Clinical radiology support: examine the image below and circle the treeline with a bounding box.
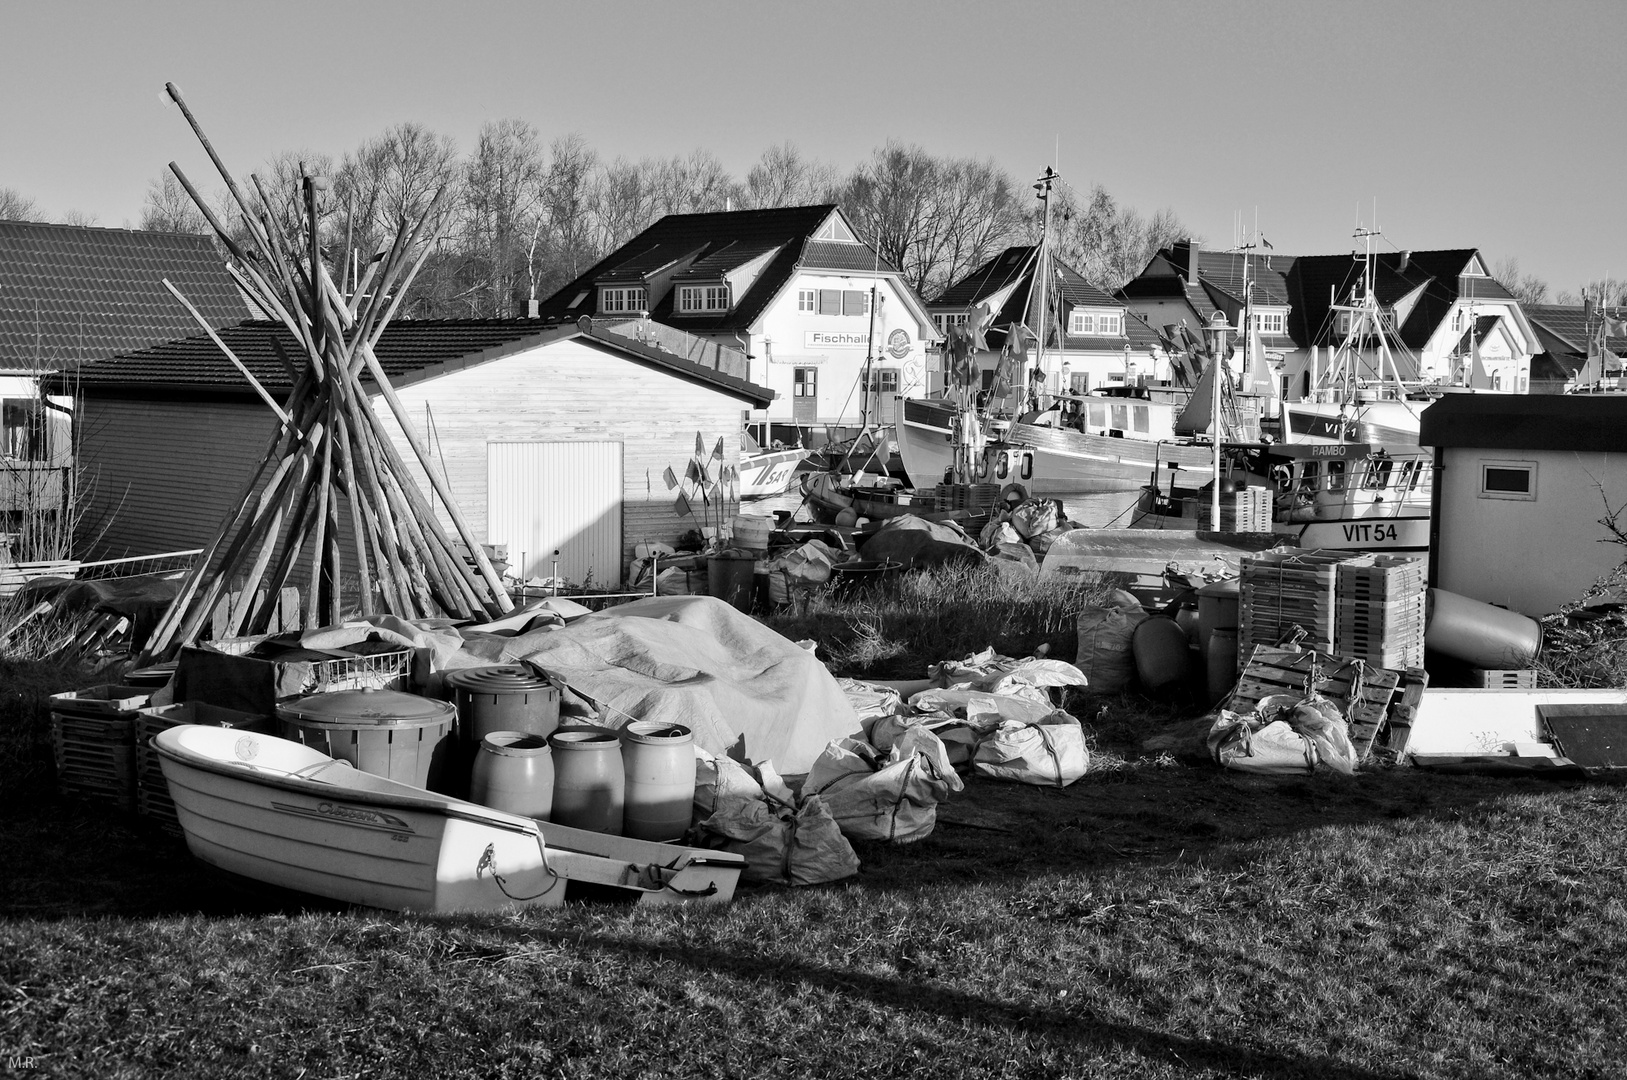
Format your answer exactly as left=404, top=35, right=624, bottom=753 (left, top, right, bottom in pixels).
left=118, top=123, right=1194, bottom=318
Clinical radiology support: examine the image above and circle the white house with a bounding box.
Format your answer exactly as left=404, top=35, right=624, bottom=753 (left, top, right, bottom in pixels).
left=1420, top=394, right=1627, bottom=617
left=55, top=318, right=773, bottom=587
left=535, top=205, right=938, bottom=445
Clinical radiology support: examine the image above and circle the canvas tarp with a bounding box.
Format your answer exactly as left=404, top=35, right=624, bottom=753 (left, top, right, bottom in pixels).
left=500, top=596, right=862, bottom=774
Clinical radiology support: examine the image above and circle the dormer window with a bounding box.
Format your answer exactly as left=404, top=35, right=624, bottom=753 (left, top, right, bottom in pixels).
left=600, top=286, right=647, bottom=313
left=678, top=284, right=730, bottom=313
left=1069, top=308, right=1123, bottom=336
left=1252, top=309, right=1286, bottom=335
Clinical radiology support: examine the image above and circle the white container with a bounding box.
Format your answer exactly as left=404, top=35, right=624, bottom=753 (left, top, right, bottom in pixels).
left=731, top=515, right=774, bottom=552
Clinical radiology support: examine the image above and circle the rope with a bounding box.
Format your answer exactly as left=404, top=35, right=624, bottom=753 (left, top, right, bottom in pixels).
left=476, top=835, right=562, bottom=903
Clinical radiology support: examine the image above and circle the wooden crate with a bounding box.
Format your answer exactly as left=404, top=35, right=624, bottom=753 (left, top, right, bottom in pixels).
left=1226, top=645, right=1403, bottom=761
left=51, top=711, right=138, bottom=811
left=1375, top=668, right=1429, bottom=760
left=934, top=483, right=1003, bottom=512
left=1469, top=668, right=1537, bottom=689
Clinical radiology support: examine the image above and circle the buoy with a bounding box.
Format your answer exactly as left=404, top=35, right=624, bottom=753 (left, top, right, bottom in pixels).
left=1133, top=615, right=1190, bottom=693
left=1000, top=482, right=1030, bottom=506
left=1425, top=588, right=1541, bottom=669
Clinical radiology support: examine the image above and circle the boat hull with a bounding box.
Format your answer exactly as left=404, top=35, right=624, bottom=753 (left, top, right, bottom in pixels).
left=898, top=398, right=1214, bottom=494
left=738, top=447, right=808, bottom=499
left=155, top=725, right=743, bottom=912
left=1131, top=488, right=1430, bottom=554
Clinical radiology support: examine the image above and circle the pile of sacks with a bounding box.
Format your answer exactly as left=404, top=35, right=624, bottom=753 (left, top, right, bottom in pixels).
left=1205, top=690, right=1358, bottom=776
left=685, top=649, right=1092, bottom=886
left=979, top=498, right=1086, bottom=578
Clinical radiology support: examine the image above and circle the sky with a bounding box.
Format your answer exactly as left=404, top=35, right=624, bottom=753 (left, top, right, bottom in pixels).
left=4, top=0, right=1624, bottom=294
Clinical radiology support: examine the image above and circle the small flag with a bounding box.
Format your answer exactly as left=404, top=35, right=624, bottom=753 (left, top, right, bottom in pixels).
left=1261, top=235, right=1274, bottom=250
left=663, top=465, right=679, bottom=490
left=694, top=432, right=705, bottom=456
left=711, top=436, right=724, bottom=461
left=685, top=459, right=702, bottom=484
left=675, top=491, right=692, bottom=517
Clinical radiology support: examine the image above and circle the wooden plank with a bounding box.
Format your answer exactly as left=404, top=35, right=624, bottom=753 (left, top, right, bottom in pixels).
left=1226, top=645, right=1403, bottom=761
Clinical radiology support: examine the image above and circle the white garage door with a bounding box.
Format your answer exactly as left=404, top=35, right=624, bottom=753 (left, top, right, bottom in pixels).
left=487, top=441, right=623, bottom=586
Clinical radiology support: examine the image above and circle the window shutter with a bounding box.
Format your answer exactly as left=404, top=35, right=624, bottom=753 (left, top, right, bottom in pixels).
left=843, top=290, right=866, bottom=316
left=820, top=289, right=841, bottom=315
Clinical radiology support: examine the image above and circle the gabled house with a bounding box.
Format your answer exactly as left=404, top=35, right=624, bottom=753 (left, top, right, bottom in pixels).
left=1282, top=248, right=1540, bottom=395
left=928, top=245, right=1162, bottom=400
left=535, top=206, right=938, bottom=443
left=51, top=318, right=771, bottom=585
left=1119, top=240, right=1542, bottom=399
left=0, top=221, right=251, bottom=519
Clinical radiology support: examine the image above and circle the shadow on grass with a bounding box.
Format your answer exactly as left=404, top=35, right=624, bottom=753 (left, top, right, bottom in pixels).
left=0, top=760, right=1597, bottom=921
left=475, top=922, right=1413, bottom=1080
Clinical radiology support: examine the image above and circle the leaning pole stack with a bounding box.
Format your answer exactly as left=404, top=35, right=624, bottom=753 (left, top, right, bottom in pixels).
left=140, top=84, right=512, bottom=661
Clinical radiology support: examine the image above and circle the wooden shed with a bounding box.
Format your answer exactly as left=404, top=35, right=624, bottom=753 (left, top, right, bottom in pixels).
left=61, top=317, right=772, bottom=587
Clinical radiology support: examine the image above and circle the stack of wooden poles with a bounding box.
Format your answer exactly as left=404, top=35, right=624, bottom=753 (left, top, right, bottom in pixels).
left=141, top=84, right=512, bottom=661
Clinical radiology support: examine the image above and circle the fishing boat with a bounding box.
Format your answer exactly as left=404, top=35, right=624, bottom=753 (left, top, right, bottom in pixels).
left=154, top=724, right=744, bottom=912
left=737, top=429, right=809, bottom=499
left=796, top=471, right=985, bottom=527
left=1131, top=440, right=1432, bottom=554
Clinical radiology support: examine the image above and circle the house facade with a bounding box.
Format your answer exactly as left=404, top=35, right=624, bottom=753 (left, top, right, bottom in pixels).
left=0, top=221, right=250, bottom=523
left=56, top=319, right=771, bottom=586
left=535, top=206, right=938, bottom=444
left=1523, top=304, right=1627, bottom=394
left=1420, top=394, right=1627, bottom=617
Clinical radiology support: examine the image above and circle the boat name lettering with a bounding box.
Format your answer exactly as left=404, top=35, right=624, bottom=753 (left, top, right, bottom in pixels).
left=1342, top=522, right=1399, bottom=545
left=1310, top=445, right=1352, bottom=458
left=318, top=802, right=411, bottom=830
left=805, top=331, right=870, bottom=349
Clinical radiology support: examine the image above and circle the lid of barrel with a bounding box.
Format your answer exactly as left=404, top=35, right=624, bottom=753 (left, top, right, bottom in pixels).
left=1196, top=578, right=1241, bottom=598
left=276, top=688, right=456, bottom=727
left=443, top=665, right=554, bottom=695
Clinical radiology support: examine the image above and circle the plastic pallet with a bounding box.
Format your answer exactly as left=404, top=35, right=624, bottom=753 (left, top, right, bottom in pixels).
left=1469, top=668, right=1537, bottom=689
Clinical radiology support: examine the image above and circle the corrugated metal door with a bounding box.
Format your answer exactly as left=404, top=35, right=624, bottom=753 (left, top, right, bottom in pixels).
left=487, top=441, right=623, bottom=586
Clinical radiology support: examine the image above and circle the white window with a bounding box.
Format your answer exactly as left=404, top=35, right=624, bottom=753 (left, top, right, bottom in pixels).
left=1253, top=310, right=1285, bottom=335
left=933, top=313, right=968, bottom=333
left=798, top=289, right=816, bottom=313
left=1451, top=308, right=1465, bottom=333
left=1068, top=309, right=1123, bottom=335
left=678, top=284, right=730, bottom=313
left=600, top=286, right=647, bottom=313
left=1479, top=459, right=1537, bottom=501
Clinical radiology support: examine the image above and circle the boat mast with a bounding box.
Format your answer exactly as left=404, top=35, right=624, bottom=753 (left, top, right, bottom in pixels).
left=1032, top=167, right=1059, bottom=408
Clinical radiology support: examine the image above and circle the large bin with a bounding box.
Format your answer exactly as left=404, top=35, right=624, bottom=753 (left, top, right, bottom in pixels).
left=709, top=553, right=757, bottom=613
left=276, top=688, right=456, bottom=789
left=444, top=665, right=560, bottom=743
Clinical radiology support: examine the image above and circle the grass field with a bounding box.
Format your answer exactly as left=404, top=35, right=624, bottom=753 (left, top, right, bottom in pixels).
left=4, top=567, right=1626, bottom=1079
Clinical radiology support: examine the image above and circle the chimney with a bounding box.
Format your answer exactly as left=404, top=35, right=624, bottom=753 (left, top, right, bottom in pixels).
left=1187, top=239, right=1201, bottom=284
left=1397, top=250, right=1411, bottom=274
left=525, top=298, right=540, bottom=319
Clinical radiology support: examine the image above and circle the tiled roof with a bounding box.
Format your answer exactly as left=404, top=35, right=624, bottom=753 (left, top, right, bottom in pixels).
left=1450, top=314, right=1503, bottom=355
left=0, top=220, right=251, bottom=373
left=930, top=247, right=1039, bottom=307
left=57, top=318, right=773, bottom=406
left=802, top=239, right=900, bottom=274
left=537, top=205, right=902, bottom=334
left=1525, top=303, right=1627, bottom=355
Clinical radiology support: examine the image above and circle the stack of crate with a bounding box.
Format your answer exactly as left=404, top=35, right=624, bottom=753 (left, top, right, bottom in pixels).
left=1333, top=555, right=1427, bottom=670
left=934, top=482, right=1003, bottom=513
left=50, top=685, right=152, bottom=813
left=135, top=702, right=273, bottom=833
left=1187, top=487, right=1273, bottom=533
left=1239, top=550, right=1370, bottom=664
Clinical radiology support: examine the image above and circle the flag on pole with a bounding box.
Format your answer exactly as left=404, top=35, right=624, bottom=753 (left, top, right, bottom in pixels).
left=1249, top=325, right=1274, bottom=393
left=663, top=465, right=679, bottom=490
left=711, top=436, right=725, bottom=461
left=675, top=491, right=692, bottom=517
left=694, top=432, right=705, bottom=457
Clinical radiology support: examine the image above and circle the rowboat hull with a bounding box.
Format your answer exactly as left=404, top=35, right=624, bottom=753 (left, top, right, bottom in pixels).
left=737, top=446, right=808, bottom=499
left=155, top=725, right=743, bottom=912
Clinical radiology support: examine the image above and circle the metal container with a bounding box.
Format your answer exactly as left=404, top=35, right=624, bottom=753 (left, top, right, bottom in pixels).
left=275, top=688, right=455, bottom=789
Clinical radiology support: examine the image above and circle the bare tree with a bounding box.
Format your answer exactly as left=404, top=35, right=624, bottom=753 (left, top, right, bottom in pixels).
left=462, top=118, right=546, bottom=316
left=1491, top=255, right=1550, bottom=306
left=649, top=150, right=733, bottom=217
left=741, top=143, right=841, bottom=209
left=839, top=141, right=943, bottom=293
left=0, top=187, right=46, bottom=222
left=1039, top=181, right=1191, bottom=291
left=59, top=209, right=99, bottom=227
left=538, top=133, right=600, bottom=287
left=1558, top=278, right=1627, bottom=308
left=140, top=172, right=212, bottom=234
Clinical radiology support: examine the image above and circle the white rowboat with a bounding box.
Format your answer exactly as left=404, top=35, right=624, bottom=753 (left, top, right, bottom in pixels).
left=154, top=725, right=744, bottom=912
